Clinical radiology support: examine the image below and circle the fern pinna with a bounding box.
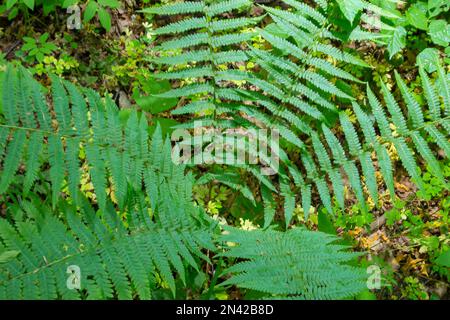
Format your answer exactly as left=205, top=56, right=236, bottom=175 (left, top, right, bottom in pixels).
left=0, top=65, right=367, bottom=299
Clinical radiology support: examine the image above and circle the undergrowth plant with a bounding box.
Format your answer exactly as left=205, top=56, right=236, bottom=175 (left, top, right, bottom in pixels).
left=0, top=64, right=367, bottom=299
left=147, top=0, right=450, bottom=228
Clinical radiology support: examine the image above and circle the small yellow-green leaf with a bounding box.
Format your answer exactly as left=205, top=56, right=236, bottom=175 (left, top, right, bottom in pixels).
left=0, top=250, right=20, bottom=263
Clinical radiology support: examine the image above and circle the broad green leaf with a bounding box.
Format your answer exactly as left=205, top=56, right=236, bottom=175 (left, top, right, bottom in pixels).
left=83, top=1, right=98, bottom=22
left=435, top=250, right=450, bottom=267
left=6, top=0, right=18, bottom=10
left=387, top=26, right=406, bottom=59
left=429, top=20, right=450, bottom=47
left=428, top=0, right=450, bottom=17
left=133, top=79, right=178, bottom=114
left=148, top=117, right=179, bottom=137
left=406, top=3, right=428, bottom=30
left=62, top=0, right=78, bottom=8
left=98, top=0, right=120, bottom=8
left=98, top=7, right=111, bottom=31
left=8, top=7, right=19, bottom=20
left=417, top=48, right=440, bottom=73
left=318, top=210, right=336, bottom=235
left=23, top=0, right=34, bottom=10
left=264, top=23, right=289, bottom=39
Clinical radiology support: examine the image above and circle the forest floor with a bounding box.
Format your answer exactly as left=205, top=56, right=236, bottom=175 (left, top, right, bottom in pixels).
left=0, top=0, right=449, bottom=300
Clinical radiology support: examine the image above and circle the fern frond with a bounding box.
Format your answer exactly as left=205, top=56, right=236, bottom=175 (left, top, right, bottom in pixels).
left=140, top=1, right=450, bottom=227
left=154, top=66, right=214, bottom=80
left=0, top=68, right=217, bottom=298
left=276, top=61, right=449, bottom=214
left=0, top=194, right=213, bottom=299
left=210, top=32, right=255, bottom=48
left=158, top=33, right=210, bottom=50
left=209, top=17, right=259, bottom=32
left=156, top=83, right=215, bottom=98
left=153, top=17, right=208, bottom=35
left=394, top=71, right=424, bottom=128
left=219, top=228, right=367, bottom=299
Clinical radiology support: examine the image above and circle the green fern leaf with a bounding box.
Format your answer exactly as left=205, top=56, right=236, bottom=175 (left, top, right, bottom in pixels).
left=379, top=79, right=408, bottom=134
left=393, top=138, right=425, bottom=190
left=141, top=1, right=205, bottom=15
left=23, top=131, right=44, bottom=195
left=419, top=66, right=440, bottom=121
left=394, top=71, right=424, bottom=128
left=156, top=83, right=215, bottom=98
left=48, top=135, right=65, bottom=207
left=411, top=132, right=447, bottom=185
left=0, top=130, right=26, bottom=194
left=153, top=17, right=207, bottom=35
